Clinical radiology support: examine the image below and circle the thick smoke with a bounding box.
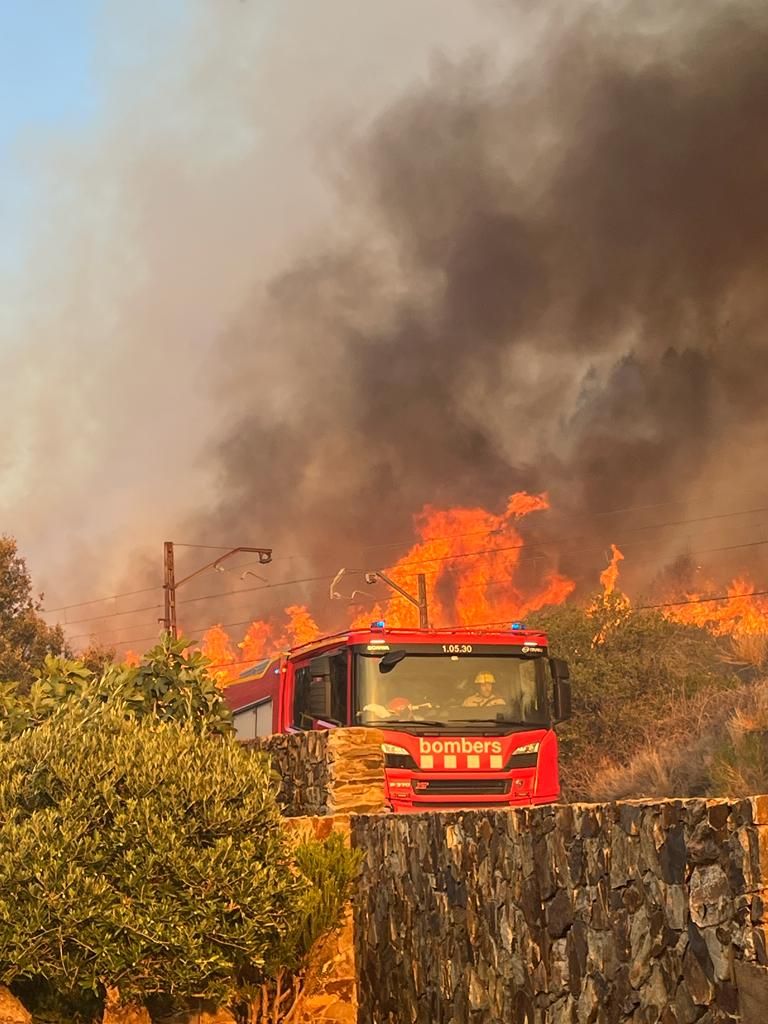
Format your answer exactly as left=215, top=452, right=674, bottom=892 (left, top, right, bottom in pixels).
left=9, top=1, right=768, bottom=643
left=207, top=0, right=768, bottom=611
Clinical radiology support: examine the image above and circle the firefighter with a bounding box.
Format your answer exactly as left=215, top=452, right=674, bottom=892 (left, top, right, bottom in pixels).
left=462, top=671, right=506, bottom=707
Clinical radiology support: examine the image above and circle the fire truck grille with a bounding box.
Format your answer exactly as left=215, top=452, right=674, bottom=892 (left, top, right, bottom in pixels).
left=413, top=778, right=511, bottom=796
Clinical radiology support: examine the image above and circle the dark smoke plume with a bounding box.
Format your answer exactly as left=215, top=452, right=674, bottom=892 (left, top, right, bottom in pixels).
left=202, top=0, right=768, bottom=618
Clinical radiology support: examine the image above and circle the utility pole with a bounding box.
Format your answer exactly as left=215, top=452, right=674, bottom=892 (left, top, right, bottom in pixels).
left=163, top=541, right=177, bottom=639
left=417, top=574, right=428, bottom=630
left=364, top=570, right=430, bottom=629
left=160, top=542, right=273, bottom=639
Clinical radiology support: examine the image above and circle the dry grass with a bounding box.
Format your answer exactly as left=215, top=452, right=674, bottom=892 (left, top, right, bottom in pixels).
left=561, top=686, right=740, bottom=801
left=587, top=745, right=713, bottom=803
left=709, top=683, right=768, bottom=796
left=724, top=632, right=768, bottom=672
left=582, top=679, right=768, bottom=802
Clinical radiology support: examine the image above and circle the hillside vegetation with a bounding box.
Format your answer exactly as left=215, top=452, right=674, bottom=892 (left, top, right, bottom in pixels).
left=530, top=595, right=768, bottom=802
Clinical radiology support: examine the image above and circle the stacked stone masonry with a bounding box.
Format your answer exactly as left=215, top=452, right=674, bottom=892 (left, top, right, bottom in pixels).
left=247, top=730, right=331, bottom=816
left=352, top=797, right=768, bottom=1024
left=249, top=728, right=386, bottom=817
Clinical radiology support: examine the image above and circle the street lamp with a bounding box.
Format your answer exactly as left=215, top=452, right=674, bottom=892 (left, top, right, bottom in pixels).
left=160, top=542, right=273, bottom=639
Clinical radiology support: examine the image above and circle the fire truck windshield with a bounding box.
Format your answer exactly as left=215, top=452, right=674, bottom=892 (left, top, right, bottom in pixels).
left=355, top=647, right=549, bottom=728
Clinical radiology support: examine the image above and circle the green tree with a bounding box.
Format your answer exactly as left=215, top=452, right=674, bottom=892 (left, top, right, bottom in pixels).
left=78, top=638, right=118, bottom=674
left=117, top=633, right=233, bottom=733
left=0, top=536, right=67, bottom=687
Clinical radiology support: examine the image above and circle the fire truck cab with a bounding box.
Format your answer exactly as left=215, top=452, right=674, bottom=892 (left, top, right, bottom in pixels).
left=224, top=622, right=572, bottom=812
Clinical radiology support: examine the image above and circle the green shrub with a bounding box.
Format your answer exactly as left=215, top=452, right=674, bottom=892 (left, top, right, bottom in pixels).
left=0, top=696, right=356, bottom=1020
left=529, top=595, right=737, bottom=798
left=284, top=831, right=359, bottom=973
left=0, top=634, right=234, bottom=740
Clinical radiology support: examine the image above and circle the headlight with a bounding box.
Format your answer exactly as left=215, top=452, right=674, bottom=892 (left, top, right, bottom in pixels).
left=382, top=743, right=410, bottom=757
left=514, top=742, right=540, bottom=755
left=381, top=742, right=418, bottom=770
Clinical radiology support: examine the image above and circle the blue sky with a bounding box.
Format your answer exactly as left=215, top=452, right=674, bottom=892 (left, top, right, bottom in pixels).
left=0, top=2, right=103, bottom=153
left=0, top=1, right=103, bottom=282
left=0, top=1, right=192, bottom=285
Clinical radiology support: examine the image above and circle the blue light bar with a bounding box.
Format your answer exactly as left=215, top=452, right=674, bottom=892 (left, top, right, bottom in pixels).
left=371, top=620, right=386, bottom=629
left=510, top=622, right=525, bottom=630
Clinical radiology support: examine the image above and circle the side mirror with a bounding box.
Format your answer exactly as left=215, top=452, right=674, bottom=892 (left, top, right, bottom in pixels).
left=550, top=657, right=570, bottom=681
left=550, top=658, right=572, bottom=723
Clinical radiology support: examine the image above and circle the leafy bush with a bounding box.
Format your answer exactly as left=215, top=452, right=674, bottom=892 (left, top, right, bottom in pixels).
left=288, top=831, right=358, bottom=971
left=0, top=634, right=234, bottom=740
left=529, top=594, right=738, bottom=799
left=0, top=697, right=357, bottom=1020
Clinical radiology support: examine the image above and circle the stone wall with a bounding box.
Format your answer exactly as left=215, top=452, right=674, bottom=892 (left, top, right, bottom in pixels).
left=249, top=728, right=387, bottom=817
left=351, top=797, right=768, bottom=1023
left=248, top=731, right=331, bottom=816
left=326, top=728, right=388, bottom=815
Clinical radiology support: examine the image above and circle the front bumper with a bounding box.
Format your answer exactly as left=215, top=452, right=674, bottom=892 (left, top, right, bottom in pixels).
left=385, top=768, right=559, bottom=812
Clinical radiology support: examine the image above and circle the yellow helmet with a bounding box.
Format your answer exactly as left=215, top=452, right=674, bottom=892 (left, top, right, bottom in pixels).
left=474, top=672, right=496, bottom=686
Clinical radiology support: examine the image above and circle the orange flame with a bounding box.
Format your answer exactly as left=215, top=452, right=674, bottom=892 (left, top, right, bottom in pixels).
left=122, top=650, right=141, bottom=667
left=592, top=545, right=768, bottom=643
left=202, top=605, right=322, bottom=684
left=196, top=491, right=575, bottom=682
left=665, top=577, right=768, bottom=637
left=239, top=619, right=275, bottom=665
left=600, top=544, right=625, bottom=597
left=181, top=494, right=768, bottom=685
left=352, top=491, right=573, bottom=629
left=283, top=604, right=321, bottom=647
left=201, top=624, right=236, bottom=683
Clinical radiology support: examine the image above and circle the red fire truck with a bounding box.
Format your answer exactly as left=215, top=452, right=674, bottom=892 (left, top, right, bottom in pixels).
left=224, top=620, right=572, bottom=812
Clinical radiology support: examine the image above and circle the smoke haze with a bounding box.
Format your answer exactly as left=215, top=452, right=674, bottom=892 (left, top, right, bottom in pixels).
left=209, top=0, right=768, bottom=610
left=4, top=0, right=768, bottom=643
left=1, top=0, right=506, bottom=602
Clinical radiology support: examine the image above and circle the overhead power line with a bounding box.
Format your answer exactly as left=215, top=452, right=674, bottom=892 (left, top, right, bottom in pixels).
left=40, top=499, right=768, bottom=617
left=59, top=602, right=163, bottom=628
left=60, top=532, right=768, bottom=641
left=65, top=620, right=170, bottom=644
left=638, top=590, right=768, bottom=611
left=51, top=513, right=768, bottom=629
left=101, top=583, right=768, bottom=658
left=43, top=586, right=162, bottom=614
